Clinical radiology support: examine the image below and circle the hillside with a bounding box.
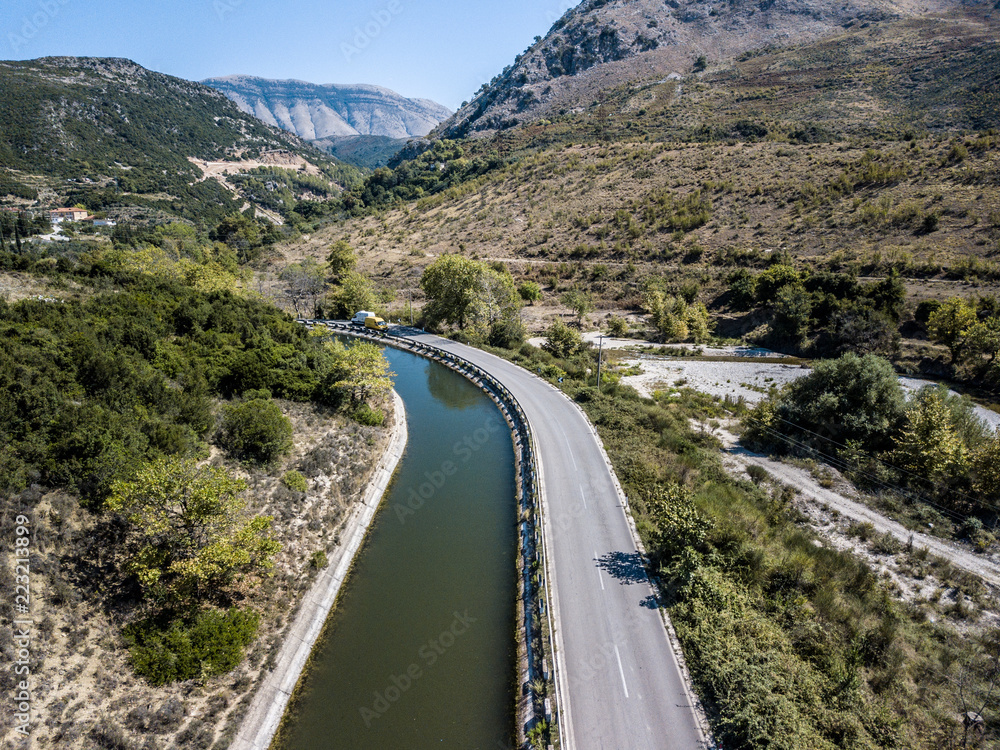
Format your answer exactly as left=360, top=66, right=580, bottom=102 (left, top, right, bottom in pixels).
left=441, top=0, right=996, bottom=137
left=203, top=76, right=451, bottom=167
left=0, top=58, right=360, bottom=225
left=309, top=135, right=410, bottom=169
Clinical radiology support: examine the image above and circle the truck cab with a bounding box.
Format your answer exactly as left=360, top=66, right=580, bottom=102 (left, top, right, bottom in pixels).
left=364, top=316, right=388, bottom=332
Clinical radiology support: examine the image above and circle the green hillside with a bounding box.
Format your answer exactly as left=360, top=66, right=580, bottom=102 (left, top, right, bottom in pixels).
left=0, top=57, right=361, bottom=226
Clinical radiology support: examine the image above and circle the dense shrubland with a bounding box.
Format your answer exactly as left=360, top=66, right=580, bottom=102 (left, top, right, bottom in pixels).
left=0, top=267, right=393, bottom=684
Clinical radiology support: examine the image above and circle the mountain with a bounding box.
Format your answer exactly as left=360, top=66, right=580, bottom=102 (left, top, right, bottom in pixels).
left=441, top=0, right=994, bottom=137
left=202, top=76, right=452, bottom=143
left=309, top=135, right=411, bottom=170
left=0, top=57, right=360, bottom=224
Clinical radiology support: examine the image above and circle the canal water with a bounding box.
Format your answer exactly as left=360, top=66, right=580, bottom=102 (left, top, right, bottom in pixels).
left=276, top=346, right=517, bottom=749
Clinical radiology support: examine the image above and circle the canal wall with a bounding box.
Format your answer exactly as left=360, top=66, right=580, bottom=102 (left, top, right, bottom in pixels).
left=230, top=390, right=408, bottom=750
left=304, top=321, right=561, bottom=749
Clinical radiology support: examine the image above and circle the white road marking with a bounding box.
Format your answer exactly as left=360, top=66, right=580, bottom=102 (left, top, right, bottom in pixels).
left=596, top=551, right=605, bottom=591
left=615, top=645, right=629, bottom=698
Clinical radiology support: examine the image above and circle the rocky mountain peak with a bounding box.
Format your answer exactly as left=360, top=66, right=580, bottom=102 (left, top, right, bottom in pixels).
left=441, top=0, right=989, bottom=136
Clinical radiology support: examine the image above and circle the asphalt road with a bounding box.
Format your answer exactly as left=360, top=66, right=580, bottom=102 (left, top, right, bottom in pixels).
left=403, top=331, right=706, bottom=750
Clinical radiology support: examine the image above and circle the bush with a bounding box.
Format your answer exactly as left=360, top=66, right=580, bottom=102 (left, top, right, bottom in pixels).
left=518, top=281, right=543, bottom=304
left=606, top=316, right=629, bottom=337
left=281, top=470, right=309, bottom=493
left=309, top=550, right=329, bottom=569
left=727, top=269, right=758, bottom=310
left=353, top=403, right=385, bottom=426
left=775, top=353, right=906, bottom=453
left=217, top=398, right=293, bottom=464
left=125, top=607, right=259, bottom=685
left=543, top=319, right=584, bottom=358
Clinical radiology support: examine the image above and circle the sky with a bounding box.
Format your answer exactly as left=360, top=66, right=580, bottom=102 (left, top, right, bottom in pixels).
left=3, top=0, right=578, bottom=110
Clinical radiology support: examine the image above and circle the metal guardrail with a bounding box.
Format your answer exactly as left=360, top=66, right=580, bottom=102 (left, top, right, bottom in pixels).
left=300, top=320, right=560, bottom=749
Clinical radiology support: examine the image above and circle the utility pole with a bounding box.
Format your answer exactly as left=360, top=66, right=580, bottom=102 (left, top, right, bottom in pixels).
left=408, top=288, right=414, bottom=327
left=597, top=334, right=605, bottom=392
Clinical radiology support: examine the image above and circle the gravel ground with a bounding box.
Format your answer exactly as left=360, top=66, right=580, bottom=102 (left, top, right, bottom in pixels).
left=622, top=357, right=1000, bottom=432
left=712, top=424, right=1000, bottom=590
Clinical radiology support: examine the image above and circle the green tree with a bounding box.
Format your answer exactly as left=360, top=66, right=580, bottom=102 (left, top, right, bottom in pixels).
left=561, top=289, right=593, bottom=326
left=543, top=319, right=584, bottom=358
left=421, top=254, right=521, bottom=332
left=972, top=435, right=1000, bottom=504
left=755, top=265, right=801, bottom=303
left=518, top=281, right=543, bottom=304
left=727, top=269, right=758, bottom=311
left=776, top=353, right=905, bottom=453
left=928, top=298, right=978, bottom=363
left=645, top=291, right=712, bottom=343
left=217, top=398, right=294, bottom=464
left=323, top=339, right=394, bottom=406
left=769, top=285, right=812, bottom=350
left=890, top=390, right=969, bottom=491
left=107, top=457, right=280, bottom=602
left=326, top=239, right=357, bottom=281
left=328, top=270, right=379, bottom=319
left=211, top=214, right=264, bottom=263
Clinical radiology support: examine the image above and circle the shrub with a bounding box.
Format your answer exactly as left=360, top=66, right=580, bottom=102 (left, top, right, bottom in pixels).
left=281, top=470, right=309, bottom=493
left=218, top=398, right=293, bottom=464
left=518, top=281, right=543, bottom=303
left=727, top=269, right=758, bottom=310
left=543, top=319, right=584, bottom=358
left=125, top=607, right=260, bottom=685
left=309, top=550, right=329, bottom=569
left=353, top=403, right=385, bottom=426
left=746, top=464, right=770, bottom=484
left=606, top=317, right=629, bottom=337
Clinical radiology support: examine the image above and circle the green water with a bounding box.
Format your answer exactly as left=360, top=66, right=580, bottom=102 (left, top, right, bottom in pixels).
left=277, top=347, right=517, bottom=750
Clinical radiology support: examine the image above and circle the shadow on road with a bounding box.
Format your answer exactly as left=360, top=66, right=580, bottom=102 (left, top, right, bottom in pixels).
left=595, top=551, right=649, bottom=585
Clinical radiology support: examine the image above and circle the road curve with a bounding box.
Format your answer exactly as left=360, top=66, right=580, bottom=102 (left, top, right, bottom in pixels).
left=396, top=331, right=708, bottom=750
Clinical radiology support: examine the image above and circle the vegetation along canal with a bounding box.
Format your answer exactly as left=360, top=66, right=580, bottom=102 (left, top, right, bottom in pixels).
left=276, top=345, right=517, bottom=749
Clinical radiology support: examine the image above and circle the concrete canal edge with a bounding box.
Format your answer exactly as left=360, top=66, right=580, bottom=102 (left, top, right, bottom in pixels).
left=230, top=390, right=408, bottom=750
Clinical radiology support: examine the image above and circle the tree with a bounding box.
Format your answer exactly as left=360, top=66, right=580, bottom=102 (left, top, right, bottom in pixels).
left=755, top=265, right=801, bottom=303
left=543, top=319, right=584, bottom=358
left=211, top=214, right=264, bottom=263
left=421, top=254, right=521, bottom=333
left=645, top=290, right=712, bottom=343
left=929, top=298, right=978, bottom=363
left=727, top=269, right=758, bottom=311
left=769, top=284, right=812, bottom=350
left=107, top=457, right=280, bottom=602
left=323, top=339, right=394, bottom=406
left=327, top=270, right=379, bottom=319
left=280, top=259, right=327, bottom=317
left=972, top=435, right=1000, bottom=505
left=519, top=281, right=543, bottom=304
left=890, top=390, right=969, bottom=493
left=217, top=398, right=294, bottom=464
left=561, top=289, right=593, bottom=326
left=777, top=353, right=906, bottom=453
left=326, top=240, right=357, bottom=282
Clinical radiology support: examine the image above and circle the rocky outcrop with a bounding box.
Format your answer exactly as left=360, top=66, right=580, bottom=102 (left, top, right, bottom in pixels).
left=203, top=76, right=452, bottom=141
left=440, top=0, right=987, bottom=137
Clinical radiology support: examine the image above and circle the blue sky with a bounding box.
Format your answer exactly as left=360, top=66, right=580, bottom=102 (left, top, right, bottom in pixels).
left=4, top=0, right=578, bottom=110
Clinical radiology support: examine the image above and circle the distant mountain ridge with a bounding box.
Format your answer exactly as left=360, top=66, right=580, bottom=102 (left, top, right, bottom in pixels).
left=203, top=76, right=452, bottom=141
left=0, top=57, right=359, bottom=224
left=441, top=0, right=993, bottom=136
